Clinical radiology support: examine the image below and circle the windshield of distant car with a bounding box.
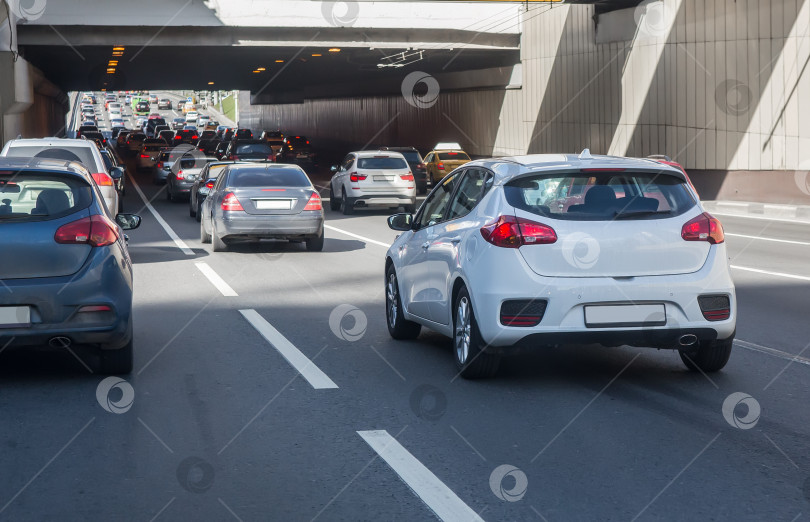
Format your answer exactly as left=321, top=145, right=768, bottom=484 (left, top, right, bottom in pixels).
left=0, top=173, right=92, bottom=221
left=437, top=152, right=470, bottom=161
left=504, top=170, right=696, bottom=221
left=357, top=157, right=408, bottom=170
left=228, top=167, right=310, bottom=187
left=397, top=151, right=422, bottom=163
left=235, top=143, right=273, bottom=155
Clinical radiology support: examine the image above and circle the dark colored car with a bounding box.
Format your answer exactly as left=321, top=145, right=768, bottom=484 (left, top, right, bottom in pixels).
left=171, top=117, right=186, bottom=130
left=173, top=129, right=199, bottom=145
left=279, top=136, right=315, bottom=163
left=260, top=131, right=284, bottom=154
left=0, top=157, right=141, bottom=373
left=199, top=130, right=217, bottom=141
left=222, top=129, right=235, bottom=141
left=158, top=98, right=172, bottom=110
left=76, top=125, right=98, bottom=138
left=234, top=128, right=253, bottom=140
left=197, top=139, right=219, bottom=156
left=166, top=156, right=218, bottom=201
left=200, top=163, right=324, bottom=252
left=224, top=140, right=276, bottom=162
left=189, top=161, right=238, bottom=221
left=213, top=140, right=229, bottom=159
left=81, top=131, right=108, bottom=148
left=380, top=146, right=428, bottom=194
left=144, top=118, right=167, bottom=138
left=135, top=101, right=150, bottom=115
left=158, top=130, right=175, bottom=143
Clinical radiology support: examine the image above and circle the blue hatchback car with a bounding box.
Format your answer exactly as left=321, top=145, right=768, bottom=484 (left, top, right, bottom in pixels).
left=0, top=157, right=141, bottom=373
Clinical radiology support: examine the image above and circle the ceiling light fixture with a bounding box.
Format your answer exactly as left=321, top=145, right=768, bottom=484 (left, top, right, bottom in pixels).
left=311, top=53, right=322, bottom=57
left=257, top=67, right=266, bottom=71
left=328, top=48, right=341, bottom=52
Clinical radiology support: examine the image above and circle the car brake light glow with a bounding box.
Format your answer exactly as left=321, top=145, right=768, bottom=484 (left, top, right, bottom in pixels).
left=349, top=172, right=367, bottom=182
left=55, top=214, right=119, bottom=247
left=401, top=173, right=414, bottom=181
left=437, top=162, right=445, bottom=170
left=140, top=154, right=150, bottom=158
left=480, top=215, right=557, bottom=248
left=205, top=181, right=215, bottom=189
left=91, top=172, right=113, bottom=187
left=681, top=212, right=724, bottom=244
left=221, top=192, right=244, bottom=211
left=416, top=163, right=425, bottom=169
left=176, top=170, right=185, bottom=180
left=303, top=192, right=322, bottom=211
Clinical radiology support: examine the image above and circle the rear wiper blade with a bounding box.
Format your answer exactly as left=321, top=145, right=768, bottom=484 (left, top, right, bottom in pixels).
left=613, top=209, right=672, bottom=219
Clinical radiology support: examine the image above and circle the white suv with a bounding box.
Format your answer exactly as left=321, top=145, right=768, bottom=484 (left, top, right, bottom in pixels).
left=185, top=111, right=198, bottom=123
left=1, top=138, right=120, bottom=216
left=385, top=151, right=736, bottom=379
left=329, top=150, right=416, bottom=215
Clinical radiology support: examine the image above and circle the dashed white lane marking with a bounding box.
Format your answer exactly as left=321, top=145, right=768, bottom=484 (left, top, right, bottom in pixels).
left=324, top=225, right=392, bottom=248
left=128, top=173, right=194, bottom=255
left=239, top=309, right=338, bottom=389
left=735, top=339, right=810, bottom=367
left=195, top=262, right=238, bottom=297
left=730, top=265, right=810, bottom=282
left=725, top=233, right=810, bottom=246
left=357, top=430, right=484, bottom=522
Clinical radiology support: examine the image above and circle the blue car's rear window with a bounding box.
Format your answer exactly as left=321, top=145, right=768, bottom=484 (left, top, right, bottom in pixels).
left=0, top=173, right=92, bottom=221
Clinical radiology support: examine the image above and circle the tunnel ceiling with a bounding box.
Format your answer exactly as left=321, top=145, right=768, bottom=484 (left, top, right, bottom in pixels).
left=566, top=0, right=644, bottom=15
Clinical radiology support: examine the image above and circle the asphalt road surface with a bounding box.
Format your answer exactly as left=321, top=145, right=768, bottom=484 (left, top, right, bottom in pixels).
left=1, top=97, right=809, bottom=521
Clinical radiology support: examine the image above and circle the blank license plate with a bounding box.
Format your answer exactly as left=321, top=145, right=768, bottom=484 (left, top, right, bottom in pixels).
left=255, top=199, right=292, bottom=210
left=373, top=175, right=394, bottom=181
left=0, top=306, right=31, bottom=328
left=584, top=304, right=666, bottom=328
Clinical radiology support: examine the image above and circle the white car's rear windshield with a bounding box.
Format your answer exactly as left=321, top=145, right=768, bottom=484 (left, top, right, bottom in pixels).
left=6, top=146, right=97, bottom=171
left=357, top=157, right=408, bottom=170
left=0, top=173, right=92, bottom=221
left=504, top=170, right=696, bottom=221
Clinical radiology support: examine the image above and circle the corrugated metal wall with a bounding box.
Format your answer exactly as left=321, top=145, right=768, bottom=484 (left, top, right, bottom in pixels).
left=242, top=0, right=810, bottom=172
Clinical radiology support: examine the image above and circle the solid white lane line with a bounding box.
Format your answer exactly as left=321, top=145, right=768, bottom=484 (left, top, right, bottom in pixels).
left=239, top=309, right=338, bottom=389
left=128, top=173, right=194, bottom=256
left=730, top=265, right=810, bottom=282
left=324, top=225, right=391, bottom=248
left=734, top=339, right=810, bottom=367
left=725, top=233, right=810, bottom=246
left=711, top=212, right=810, bottom=225
left=357, top=430, right=484, bottom=522
left=195, top=262, right=238, bottom=297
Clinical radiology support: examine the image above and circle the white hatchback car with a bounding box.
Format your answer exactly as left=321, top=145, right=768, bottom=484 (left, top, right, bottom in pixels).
left=1, top=138, right=120, bottom=216
left=385, top=151, right=736, bottom=379
left=329, top=150, right=416, bottom=215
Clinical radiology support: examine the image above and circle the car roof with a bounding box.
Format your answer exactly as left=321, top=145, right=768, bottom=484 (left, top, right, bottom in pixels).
left=0, top=156, right=92, bottom=177
left=462, top=150, right=687, bottom=183
left=352, top=150, right=408, bottom=159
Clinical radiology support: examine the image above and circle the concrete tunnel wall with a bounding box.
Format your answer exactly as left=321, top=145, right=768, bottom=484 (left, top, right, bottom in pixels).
left=240, top=0, right=810, bottom=204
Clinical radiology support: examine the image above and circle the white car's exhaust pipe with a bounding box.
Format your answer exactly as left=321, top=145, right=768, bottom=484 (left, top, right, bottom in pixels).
left=678, top=334, right=698, bottom=346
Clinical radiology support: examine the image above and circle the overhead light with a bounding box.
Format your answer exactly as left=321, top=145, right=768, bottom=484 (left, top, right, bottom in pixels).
left=108, top=60, right=118, bottom=66
left=112, top=51, right=123, bottom=57
left=257, top=67, right=266, bottom=71
left=328, top=48, right=341, bottom=53
left=112, top=46, right=125, bottom=51
left=275, top=59, right=284, bottom=63
left=311, top=53, right=322, bottom=57
left=253, top=70, right=261, bottom=73
left=107, top=68, right=116, bottom=74
left=208, top=81, right=215, bottom=85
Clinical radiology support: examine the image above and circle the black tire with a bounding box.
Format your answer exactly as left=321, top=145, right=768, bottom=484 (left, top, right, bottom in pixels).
left=385, top=264, right=421, bottom=340
left=166, top=182, right=173, bottom=201
left=341, top=189, right=354, bottom=215
left=679, top=337, right=733, bottom=373
left=118, top=196, right=124, bottom=213
left=195, top=201, right=202, bottom=222
left=329, top=184, right=340, bottom=211
left=200, top=216, right=212, bottom=243
left=306, top=228, right=325, bottom=252
left=189, top=200, right=196, bottom=217
left=212, top=223, right=228, bottom=252
left=453, top=287, right=500, bottom=379
left=99, top=339, right=133, bottom=374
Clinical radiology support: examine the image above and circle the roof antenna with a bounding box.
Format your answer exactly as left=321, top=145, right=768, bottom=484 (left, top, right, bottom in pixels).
left=578, top=148, right=593, bottom=160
